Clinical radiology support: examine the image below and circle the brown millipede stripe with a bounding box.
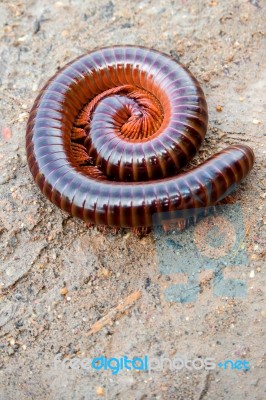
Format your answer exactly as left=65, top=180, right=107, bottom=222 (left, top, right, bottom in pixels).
left=26, top=46, right=255, bottom=229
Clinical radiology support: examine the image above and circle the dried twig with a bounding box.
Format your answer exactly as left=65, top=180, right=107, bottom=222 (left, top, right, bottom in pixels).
left=86, top=291, right=141, bottom=336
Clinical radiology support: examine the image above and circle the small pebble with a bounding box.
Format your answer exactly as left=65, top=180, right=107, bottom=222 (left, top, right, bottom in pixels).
left=96, top=387, right=104, bottom=396
left=55, top=1, right=64, bottom=7
left=216, top=105, right=223, bottom=112
left=101, top=268, right=111, bottom=277
left=17, top=35, right=27, bottom=43
left=18, top=112, right=28, bottom=121
left=2, top=127, right=12, bottom=141
left=61, top=30, right=69, bottom=37
left=60, top=287, right=68, bottom=296
left=249, top=270, right=255, bottom=278
left=32, top=83, right=38, bottom=92
left=202, top=73, right=210, bottom=82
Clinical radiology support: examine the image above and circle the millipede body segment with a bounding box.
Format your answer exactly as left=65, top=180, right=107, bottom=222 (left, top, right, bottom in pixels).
left=26, top=46, right=254, bottom=228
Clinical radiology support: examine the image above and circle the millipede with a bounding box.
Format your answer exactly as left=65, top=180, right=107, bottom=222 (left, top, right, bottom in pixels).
left=26, top=46, right=255, bottom=231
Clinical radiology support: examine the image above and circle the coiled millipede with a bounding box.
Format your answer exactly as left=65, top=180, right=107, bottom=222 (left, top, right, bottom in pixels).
left=26, top=46, right=254, bottom=232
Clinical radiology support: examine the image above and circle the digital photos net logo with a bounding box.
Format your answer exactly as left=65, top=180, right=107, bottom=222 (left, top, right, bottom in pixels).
left=53, top=354, right=250, bottom=375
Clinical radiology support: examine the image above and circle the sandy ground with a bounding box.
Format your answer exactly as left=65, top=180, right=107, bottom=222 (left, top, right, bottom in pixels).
left=0, top=0, right=265, bottom=399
